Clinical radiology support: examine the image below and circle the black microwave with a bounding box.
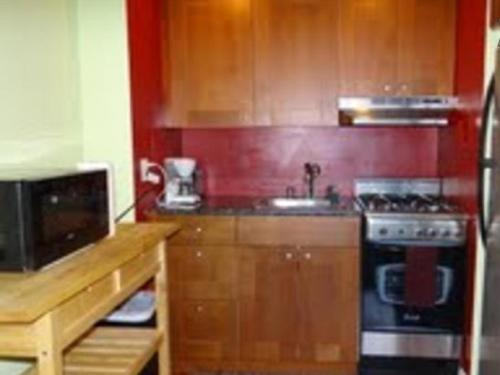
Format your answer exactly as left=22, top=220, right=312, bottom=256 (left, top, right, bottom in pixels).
left=0, top=169, right=110, bottom=271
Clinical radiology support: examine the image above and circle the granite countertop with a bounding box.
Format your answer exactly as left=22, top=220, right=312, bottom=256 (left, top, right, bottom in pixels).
left=151, top=196, right=361, bottom=217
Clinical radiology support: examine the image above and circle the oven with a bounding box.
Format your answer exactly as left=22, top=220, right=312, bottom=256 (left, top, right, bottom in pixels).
left=355, top=179, right=467, bottom=374
left=361, top=217, right=467, bottom=365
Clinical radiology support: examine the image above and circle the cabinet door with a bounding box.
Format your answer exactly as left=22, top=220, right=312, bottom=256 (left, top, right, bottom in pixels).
left=397, top=0, right=456, bottom=95
left=168, top=246, right=238, bottom=300
left=297, top=247, right=360, bottom=363
left=239, top=247, right=301, bottom=363
left=169, top=0, right=254, bottom=126
left=171, top=300, right=238, bottom=361
left=254, top=0, right=339, bottom=125
left=338, top=0, right=398, bottom=96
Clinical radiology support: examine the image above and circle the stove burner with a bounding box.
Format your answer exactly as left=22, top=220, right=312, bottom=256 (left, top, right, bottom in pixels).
left=358, top=193, right=456, bottom=214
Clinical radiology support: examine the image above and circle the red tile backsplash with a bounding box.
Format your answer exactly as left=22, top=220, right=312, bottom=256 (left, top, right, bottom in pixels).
left=180, top=127, right=439, bottom=197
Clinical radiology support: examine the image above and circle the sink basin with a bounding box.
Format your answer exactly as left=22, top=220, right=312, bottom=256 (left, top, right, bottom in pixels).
left=257, top=197, right=333, bottom=209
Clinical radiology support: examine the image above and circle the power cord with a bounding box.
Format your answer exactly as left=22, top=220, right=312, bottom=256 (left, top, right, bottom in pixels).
left=115, top=162, right=168, bottom=223
left=115, top=187, right=158, bottom=223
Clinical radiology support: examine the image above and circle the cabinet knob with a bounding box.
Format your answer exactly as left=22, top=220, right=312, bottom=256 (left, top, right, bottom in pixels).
left=195, top=227, right=203, bottom=233
left=400, top=84, right=409, bottom=92
left=195, top=251, right=203, bottom=258
left=304, top=253, right=312, bottom=260
left=384, top=84, right=392, bottom=92
left=285, top=252, right=293, bottom=260
left=196, top=305, right=204, bottom=312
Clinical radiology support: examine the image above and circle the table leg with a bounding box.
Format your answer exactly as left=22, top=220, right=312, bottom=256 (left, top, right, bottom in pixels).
left=35, top=312, right=63, bottom=375
left=156, top=241, right=171, bottom=375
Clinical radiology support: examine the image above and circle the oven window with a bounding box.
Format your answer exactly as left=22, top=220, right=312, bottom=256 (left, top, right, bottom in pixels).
left=362, top=243, right=466, bottom=333
left=375, top=264, right=454, bottom=306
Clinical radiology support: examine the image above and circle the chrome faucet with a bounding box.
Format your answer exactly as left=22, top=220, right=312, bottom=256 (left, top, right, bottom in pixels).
left=304, top=162, right=321, bottom=198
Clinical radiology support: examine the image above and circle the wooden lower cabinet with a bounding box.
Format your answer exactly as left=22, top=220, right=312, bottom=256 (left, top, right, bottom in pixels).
left=171, top=299, right=238, bottom=362
left=168, top=246, right=238, bottom=300
left=239, top=246, right=359, bottom=366
left=297, top=248, right=360, bottom=364
left=239, top=247, right=301, bottom=363
left=165, top=216, right=360, bottom=373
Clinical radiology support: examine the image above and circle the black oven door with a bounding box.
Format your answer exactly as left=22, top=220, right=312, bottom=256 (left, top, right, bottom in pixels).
left=24, top=171, right=109, bottom=270
left=362, top=241, right=466, bottom=334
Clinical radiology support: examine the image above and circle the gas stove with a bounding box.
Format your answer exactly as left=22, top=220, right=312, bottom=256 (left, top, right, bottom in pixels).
left=358, top=179, right=468, bottom=369
left=355, top=179, right=468, bottom=246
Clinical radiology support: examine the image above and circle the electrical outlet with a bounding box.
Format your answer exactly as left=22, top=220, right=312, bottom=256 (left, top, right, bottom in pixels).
left=139, top=158, right=161, bottom=184
left=139, top=158, right=152, bottom=182
left=145, top=171, right=161, bottom=184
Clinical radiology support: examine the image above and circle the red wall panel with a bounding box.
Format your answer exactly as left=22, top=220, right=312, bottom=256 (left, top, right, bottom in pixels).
left=127, top=0, right=181, bottom=220
left=181, top=127, right=439, bottom=197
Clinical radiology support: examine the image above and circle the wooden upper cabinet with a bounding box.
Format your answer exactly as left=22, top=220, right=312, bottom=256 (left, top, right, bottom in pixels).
left=168, top=0, right=254, bottom=127
left=254, top=0, right=339, bottom=125
left=165, top=0, right=456, bottom=127
left=397, top=0, right=456, bottom=95
left=338, top=0, right=398, bottom=96
left=339, top=0, right=455, bottom=97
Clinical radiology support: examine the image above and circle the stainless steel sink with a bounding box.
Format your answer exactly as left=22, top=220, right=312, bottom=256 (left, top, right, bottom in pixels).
left=257, top=197, right=333, bottom=209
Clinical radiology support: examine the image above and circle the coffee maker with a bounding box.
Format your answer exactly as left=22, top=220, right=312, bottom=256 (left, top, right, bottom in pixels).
left=164, top=158, right=201, bottom=209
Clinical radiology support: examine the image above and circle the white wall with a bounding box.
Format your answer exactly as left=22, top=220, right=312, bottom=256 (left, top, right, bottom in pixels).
left=0, top=0, right=135, bottom=220
left=75, top=0, right=135, bottom=221
left=0, top=0, right=82, bottom=167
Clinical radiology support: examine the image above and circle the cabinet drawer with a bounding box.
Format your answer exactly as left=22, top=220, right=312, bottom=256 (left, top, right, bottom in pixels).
left=171, top=300, right=238, bottom=361
left=237, top=216, right=360, bottom=247
left=168, top=246, right=238, bottom=299
left=165, top=216, right=236, bottom=245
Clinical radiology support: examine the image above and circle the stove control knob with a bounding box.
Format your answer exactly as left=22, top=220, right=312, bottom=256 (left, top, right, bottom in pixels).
left=428, top=229, right=437, bottom=237
left=416, top=229, right=426, bottom=237
left=379, top=228, right=388, bottom=236
left=442, top=229, right=451, bottom=238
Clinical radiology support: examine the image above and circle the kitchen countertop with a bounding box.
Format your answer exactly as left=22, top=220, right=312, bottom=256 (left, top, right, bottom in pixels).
left=151, top=196, right=360, bottom=217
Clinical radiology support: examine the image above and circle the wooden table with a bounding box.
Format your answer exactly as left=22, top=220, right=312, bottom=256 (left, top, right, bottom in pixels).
left=0, top=223, right=179, bottom=375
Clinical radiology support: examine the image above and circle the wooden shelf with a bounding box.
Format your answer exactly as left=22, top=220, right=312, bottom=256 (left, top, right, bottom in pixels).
left=63, top=327, right=162, bottom=375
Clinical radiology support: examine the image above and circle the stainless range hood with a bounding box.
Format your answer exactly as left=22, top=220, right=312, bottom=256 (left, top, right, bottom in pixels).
left=338, top=96, right=458, bottom=126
